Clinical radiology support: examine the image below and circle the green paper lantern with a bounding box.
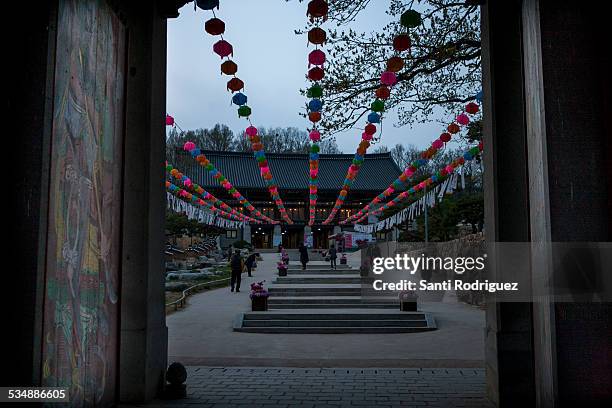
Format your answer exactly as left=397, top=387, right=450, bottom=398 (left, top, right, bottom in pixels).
left=311, top=144, right=320, bottom=153
left=307, top=84, right=323, bottom=98
left=470, top=146, right=480, bottom=156
left=206, top=164, right=214, bottom=171
left=371, top=99, right=385, bottom=112
left=400, top=10, right=421, bottom=28
left=166, top=165, right=173, bottom=171
left=238, top=105, right=252, bottom=117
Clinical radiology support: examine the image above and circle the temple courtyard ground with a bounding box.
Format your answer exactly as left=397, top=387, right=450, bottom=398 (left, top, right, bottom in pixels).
left=167, top=253, right=485, bottom=367
left=143, top=252, right=491, bottom=407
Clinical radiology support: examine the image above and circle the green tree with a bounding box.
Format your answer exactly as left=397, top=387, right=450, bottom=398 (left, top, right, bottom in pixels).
left=293, top=0, right=481, bottom=136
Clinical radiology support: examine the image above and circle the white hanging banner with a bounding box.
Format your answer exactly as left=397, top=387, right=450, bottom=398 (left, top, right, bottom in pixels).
left=166, top=192, right=244, bottom=229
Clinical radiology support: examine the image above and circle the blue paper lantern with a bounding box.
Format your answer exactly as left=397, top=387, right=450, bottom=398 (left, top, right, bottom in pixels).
left=367, top=112, right=381, bottom=123
left=308, top=99, right=323, bottom=112
left=475, top=89, right=483, bottom=102
left=190, top=148, right=201, bottom=157
left=232, top=92, right=247, bottom=106
left=196, top=0, right=219, bottom=10
left=464, top=152, right=473, bottom=160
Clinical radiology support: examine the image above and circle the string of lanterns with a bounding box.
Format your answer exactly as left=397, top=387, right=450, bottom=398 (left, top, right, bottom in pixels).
left=183, top=141, right=278, bottom=224
left=197, top=0, right=292, bottom=223
left=321, top=9, right=422, bottom=225
left=342, top=99, right=481, bottom=224
left=352, top=142, right=484, bottom=223
left=304, top=0, right=329, bottom=226
left=165, top=161, right=258, bottom=223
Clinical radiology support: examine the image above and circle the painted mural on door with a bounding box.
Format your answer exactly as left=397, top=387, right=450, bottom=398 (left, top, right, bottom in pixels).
left=41, top=0, right=126, bottom=405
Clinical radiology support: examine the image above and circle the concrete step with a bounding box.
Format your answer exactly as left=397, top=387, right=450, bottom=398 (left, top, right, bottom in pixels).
left=274, top=275, right=364, bottom=284
left=287, top=269, right=357, bottom=275
left=268, top=296, right=398, bottom=309
left=269, top=303, right=398, bottom=309
left=267, top=296, right=397, bottom=305
left=287, top=264, right=351, bottom=270
left=268, top=284, right=362, bottom=297
left=234, top=311, right=436, bottom=334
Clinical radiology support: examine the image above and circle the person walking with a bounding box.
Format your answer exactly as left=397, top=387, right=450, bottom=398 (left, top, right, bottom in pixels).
left=298, top=242, right=309, bottom=270
left=245, top=252, right=258, bottom=277
left=230, top=249, right=244, bottom=292
left=328, top=245, right=337, bottom=270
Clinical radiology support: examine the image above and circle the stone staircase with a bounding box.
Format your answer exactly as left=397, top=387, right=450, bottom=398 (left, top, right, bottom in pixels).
left=234, top=262, right=436, bottom=334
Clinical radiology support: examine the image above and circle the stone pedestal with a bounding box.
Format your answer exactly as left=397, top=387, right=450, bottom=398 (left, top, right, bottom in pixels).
left=242, top=224, right=251, bottom=244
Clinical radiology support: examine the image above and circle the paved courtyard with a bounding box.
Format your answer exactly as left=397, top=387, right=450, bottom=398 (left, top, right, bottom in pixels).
left=166, top=253, right=485, bottom=367
left=139, top=366, right=492, bottom=407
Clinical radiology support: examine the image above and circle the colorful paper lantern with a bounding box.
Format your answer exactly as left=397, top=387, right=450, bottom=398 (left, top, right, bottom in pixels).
left=400, top=10, right=422, bottom=28
left=307, top=83, right=323, bottom=98
left=447, top=123, right=460, bottom=134
left=456, top=113, right=470, bottom=125
left=245, top=126, right=258, bottom=137
left=368, top=112, right=381, bottom=123
left=213, top=40, right=233, bottom=58
left=221, top=60, right=238, bottom=75
left=232, top=92, right=247, bottom=106
left=375, top=86, right=390, bottom=100
left=465, top=102, right=479, bottom=114
left=196, top=0, right=219, bottom=10
left=371, top=99, right=385, bottom=112
left=308, top=27, right=327, bottom=45
left=386, top=56, right=404, bottom=72
left=393, top=34, right=411, bottom=52
left=309, top=130, right=321, bottom=141
left=227, top=77, right=244, bottom=93
left=307, top=0, right=329, bottom=18
left=238, top=105, right=252, bottom=117
left=308, top=67, right=325, bottom=81
left=165, top=114, right=174, bottom=126
left=381, top=71, right=397, bottom=86
left=309, top=111, right=322, bottom=122
left=432, top=139, right=444, bottom=149
left=440, top=132, right=451, bottom=143
left=364, top=123, right=376, bottom=135
left=308, top=49, right=326, bottom=66
left=204, top=18, right=225, bottom=35
left=308, top=99, right=323, bottom=112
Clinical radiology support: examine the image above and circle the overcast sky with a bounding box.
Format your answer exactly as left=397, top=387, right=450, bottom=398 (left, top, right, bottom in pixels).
left=167, top=0, right=444, bottom=153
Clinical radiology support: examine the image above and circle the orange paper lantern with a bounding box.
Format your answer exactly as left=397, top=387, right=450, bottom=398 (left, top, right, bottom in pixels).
left=386, top=56, right=404, bottom=72
left=221, top=60, right=238, bottom=75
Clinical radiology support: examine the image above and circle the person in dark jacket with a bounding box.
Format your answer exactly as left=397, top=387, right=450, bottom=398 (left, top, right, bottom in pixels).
left=328, top=245, right=337, bottom=270
left=230, top=250, right=244, bottom=292
left=245, top=252, right=259, bottom=277
left=226, top=245, right=233, bottom=261
left=298, top=242, right=309, bottom=270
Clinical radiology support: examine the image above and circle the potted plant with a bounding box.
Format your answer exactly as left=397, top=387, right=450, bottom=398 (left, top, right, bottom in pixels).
left=250, top=281, right=269, bottom=311
left=281, top=249, right=290, bottom=265
left=277, top=261, right=288, bottom=277
left=340, top=253, right=348, bottom=265
left=399, top=290, right=418, bottom=312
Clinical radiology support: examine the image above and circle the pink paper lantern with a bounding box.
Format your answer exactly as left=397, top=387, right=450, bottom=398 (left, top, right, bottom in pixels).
left=213, top=40, right=233, bottom=58
left=432, top=139, right=444, bottom=149
left=166, top=114, right=175, bottom=126
left=183, top=141, right=195, bottom=151
left=445, top=165, right=454, bottom=173
left=308, top=49, right=326, bottom=66
left=362, top=132, right=372, bottom=141
left=456, top=113, right=470, bottom=125
left=309, top=130, right=321, bottom=141
left=381, top=71, right=397, bottom=86
left=246, top=126, right=258, bottom=136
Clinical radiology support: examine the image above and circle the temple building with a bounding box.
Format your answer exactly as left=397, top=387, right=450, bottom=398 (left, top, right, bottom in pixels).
left=172, top=149, right=402, bottom=248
